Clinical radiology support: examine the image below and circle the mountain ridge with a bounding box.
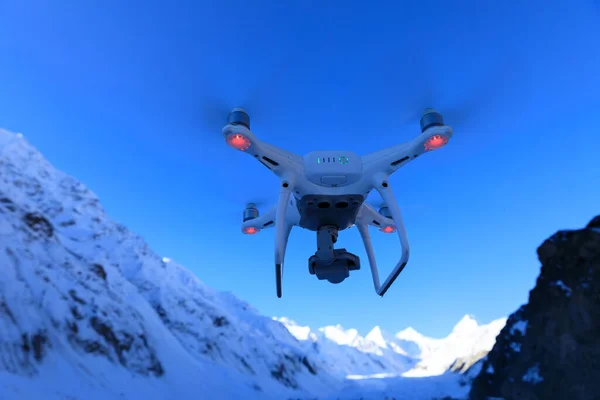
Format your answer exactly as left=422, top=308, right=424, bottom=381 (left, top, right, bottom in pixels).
left=276, top=314, right=506, bottom=379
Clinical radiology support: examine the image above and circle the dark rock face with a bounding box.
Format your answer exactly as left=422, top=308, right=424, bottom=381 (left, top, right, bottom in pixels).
left=469, top=216, right=600, bottom=400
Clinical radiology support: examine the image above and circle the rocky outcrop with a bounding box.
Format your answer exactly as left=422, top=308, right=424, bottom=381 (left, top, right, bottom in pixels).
left=469, top=216, right=600, bottom=400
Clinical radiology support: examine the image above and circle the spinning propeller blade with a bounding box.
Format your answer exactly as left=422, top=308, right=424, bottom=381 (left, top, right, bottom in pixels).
left=196, top=54, right=295, bottom=139
left=224, top=198, right=272, bottom=214
left=396, top=50, right=515, bottom=133
left=244, top=200, right=270, bottom=209
left=197, top=96, right=234, bottom=134
left=366, top=192, right=422, bottom=213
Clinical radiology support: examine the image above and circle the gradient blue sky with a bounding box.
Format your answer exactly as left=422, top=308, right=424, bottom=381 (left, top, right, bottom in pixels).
left=1, top=1, right=599, bottom=337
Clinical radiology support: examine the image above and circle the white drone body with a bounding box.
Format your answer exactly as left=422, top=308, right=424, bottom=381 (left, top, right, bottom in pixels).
left=223, top=108, right=453, bottom=298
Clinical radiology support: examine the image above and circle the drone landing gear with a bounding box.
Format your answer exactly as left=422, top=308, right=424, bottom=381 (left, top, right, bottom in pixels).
left=308, top=225, right=360, bottom=284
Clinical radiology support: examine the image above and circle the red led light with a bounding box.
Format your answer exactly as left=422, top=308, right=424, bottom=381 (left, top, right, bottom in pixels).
left=380, top=225, right=396, bottom=234
left=424, top=134, right=449, bottom=151
left=226, top=133, right=251, bottom=151
left=242, top=226, right=260, bottom=235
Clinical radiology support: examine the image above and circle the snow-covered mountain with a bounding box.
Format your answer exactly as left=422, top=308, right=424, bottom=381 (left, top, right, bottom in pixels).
left=398, top=315, right=507, bottom=377
left=277, top=314, right=506, bottom=379
left=0, top=129, right=341, bottom=400
left=276, top=318, right=416, bottom=378
left=0, top=128, right=505, bottom=400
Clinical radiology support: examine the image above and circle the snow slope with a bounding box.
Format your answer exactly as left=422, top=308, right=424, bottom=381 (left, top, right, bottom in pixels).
left=0, top=129, right=340, bottom=399
left=0, top=128, right=505, bottom=399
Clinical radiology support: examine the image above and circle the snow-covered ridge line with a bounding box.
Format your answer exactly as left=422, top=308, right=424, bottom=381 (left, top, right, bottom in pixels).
left=275, top=314, right=507, bottom=378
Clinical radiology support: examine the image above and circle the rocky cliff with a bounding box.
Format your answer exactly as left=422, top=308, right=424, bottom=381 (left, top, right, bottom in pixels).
left=469, top=216, right=600, bottom=400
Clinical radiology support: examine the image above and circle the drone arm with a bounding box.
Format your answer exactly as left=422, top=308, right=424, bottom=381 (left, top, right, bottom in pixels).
left=241, top=205, right=277, bottom=232
left=361, top=125, right=453, bottom=177
left=223, top=124, right=304, bottom=179
left=359, top=202, right=396, bottom=228
left=356, top=175, right=410, bottom=296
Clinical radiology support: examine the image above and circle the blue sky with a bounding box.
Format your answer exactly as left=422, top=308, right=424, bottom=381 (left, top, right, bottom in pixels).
left=1, top=1, right=599, bottom=337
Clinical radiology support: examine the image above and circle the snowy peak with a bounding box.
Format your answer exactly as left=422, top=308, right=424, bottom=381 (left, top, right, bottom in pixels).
left=319, top=325, right=360, bottom=346
left=395, top=326, right=423, bottom=341
left=0, top=127, right=22, bottom=143
left=365, top=326, right=388, bottom=348
left=275, top=317, right=316, bottom=342
left=275, top=314, right=507, bottom=380
left=450, top=314, right=479, bottom=335
left=394, top=316, right=507, bottom=377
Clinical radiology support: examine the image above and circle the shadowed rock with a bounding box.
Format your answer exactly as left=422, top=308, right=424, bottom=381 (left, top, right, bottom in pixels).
left=469, top=216, right=600, bottom=400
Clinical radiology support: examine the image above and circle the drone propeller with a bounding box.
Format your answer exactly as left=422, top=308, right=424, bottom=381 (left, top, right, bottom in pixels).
left=395, top=49, right=515, bottom=133
left=196, top=54, right=295, bottom=140
left=197, top=96, right=235, bottom=134
left=243, top=200, right=270, bottom=210
left=367, top=192, right=422, bottom=213
left=223, top=198, right=271, bottom=212
left=222, top=198, right=272, bottom=220
left=196, top=94, right=264, bottom=135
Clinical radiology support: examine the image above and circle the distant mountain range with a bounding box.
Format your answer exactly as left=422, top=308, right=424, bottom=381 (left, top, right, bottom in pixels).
left=276, top=314, right=505, bottom=380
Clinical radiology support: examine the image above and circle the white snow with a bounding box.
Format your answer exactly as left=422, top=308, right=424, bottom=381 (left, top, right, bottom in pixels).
left=321, top=325, right=361, bottom=346
left=276, top=317, right=416, bottom=379
left=274, top=317, right=316, bottom=342
left=0, top=217, right=12, bottom=235
left=365, top=326, right=388, bottom=348
left=346, top=372, right=397, bottom=380
left=398, top=315, right=507, bottom=377
left=324, top=371, right=473, bottom=400
left=550, top=280, right=572, bottom=296
left=396, top=326, right=423, bottom=341
left=522, top=364, right=544, bottom=384
left=278, top=312, right=507, bottom=381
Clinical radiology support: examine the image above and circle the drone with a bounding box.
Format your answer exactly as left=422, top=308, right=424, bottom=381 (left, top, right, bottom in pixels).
left=222, top=107, right=453, bottom=298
